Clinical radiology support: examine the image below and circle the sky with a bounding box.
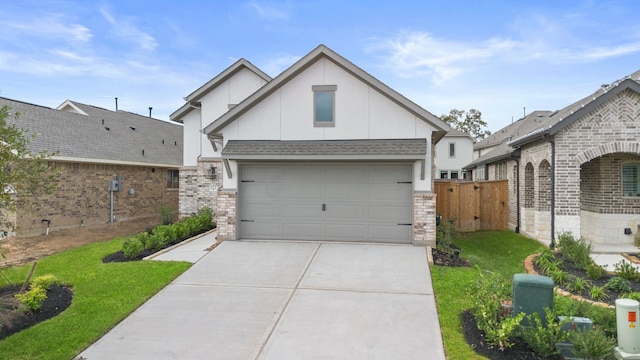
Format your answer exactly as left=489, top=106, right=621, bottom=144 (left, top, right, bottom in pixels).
left=1, top=0, right=639, bottom=133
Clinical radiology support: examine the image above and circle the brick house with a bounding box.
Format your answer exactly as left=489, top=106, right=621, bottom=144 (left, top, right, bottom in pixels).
left=1, top=97, right=182, bottom=237
left=465, top=70, right=640, bottom=247
left=171, top=45, right=450, bottom=246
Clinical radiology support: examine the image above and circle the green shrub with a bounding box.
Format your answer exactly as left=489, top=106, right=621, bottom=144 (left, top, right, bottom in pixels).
left=174, top=222, right=190, bottom=240
left=436, top=219, right=456, bottom=251
left=586, top=264, right=607, bottom=280
left=521, top=309, right=571, bottom=358
left=122, top=237, right=144, bottom=259
left=569, top=327, right=616, bottom=360
left=144, top=233, right=164, bottom=251
left=613, top=260, right=640, bottom=282
left=534, top=250, right=563, bottom=276
left=589, top=285, right=609, bottom=302
left=14, top=286, right=47, bottom=311
left=152, top=225, right=176, bottom=247
left=549, top=269, right=572, bottom=286
left=468, top=270, right=524, bottom=350
left=622, top=292, right=640, bottom=301
left=557, top=232, right=593, bottom=270
left=157, top=205, right=176, bottom=225
left=566, top=276, right=591, bottom=293
left=605, top=276, right=632, bottom=293
left=30, top=274, right=60, bottom=289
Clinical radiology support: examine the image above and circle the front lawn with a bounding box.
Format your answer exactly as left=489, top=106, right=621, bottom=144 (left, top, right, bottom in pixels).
left=432, top=230, right=547, bottom=360
left=0, top=237, right=191, bottom=359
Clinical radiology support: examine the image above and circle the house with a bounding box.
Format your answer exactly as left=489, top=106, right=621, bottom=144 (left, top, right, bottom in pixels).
left=171, top=45, right=450, bottom=246
left=434, top=128, right=474, bottom=180
left=1, top=97, right=182, bottom=237
left=464, top=69, right=640, bottom=247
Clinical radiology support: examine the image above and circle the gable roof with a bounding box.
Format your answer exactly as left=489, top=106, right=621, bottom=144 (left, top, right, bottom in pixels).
left=170, top=58, right=272, bottom=122
left=444, top=128, right=474, bottom=139
left=203, top=44, right=450, bottom=142
left=1, top=97, right=183, bottom=167
left=466, top=68, right=640, bottom=169
left=509, top=69, right=640, bottom=147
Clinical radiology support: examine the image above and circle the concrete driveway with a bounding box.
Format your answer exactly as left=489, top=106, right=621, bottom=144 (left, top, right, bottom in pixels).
left=79, top=240, right=445, bottom=360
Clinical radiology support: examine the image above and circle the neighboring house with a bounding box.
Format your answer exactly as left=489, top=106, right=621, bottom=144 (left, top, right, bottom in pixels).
left=464, top=70, right=640, bottom=247
left=434, top=128, right=474, bottom=180
left=1, top=97, right=182, bottom=237
left=171, top=44, right=450, bottom=246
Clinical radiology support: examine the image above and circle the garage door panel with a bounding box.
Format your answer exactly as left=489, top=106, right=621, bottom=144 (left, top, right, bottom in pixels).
left=242, top=203, right=282, bottom=219
left=283, top=223, right=323, bottom=239
left=284, top=204, right=323, bottom=219
left=369, top=205, right=412, bottom=221
left=325, top=223, right=366, bottom=240
left=325, top=204, right=367, bottom=221
left=369, top=225, right=412, bottom=243
left=241, top=221, right=283, bottom=238
left=240, top=164, right=413, bottom=243
left=369, top=184, right=413, bottom=202
left=324, top=166, right=368, bottom=183
left=325, top=184, right=367, bottom=201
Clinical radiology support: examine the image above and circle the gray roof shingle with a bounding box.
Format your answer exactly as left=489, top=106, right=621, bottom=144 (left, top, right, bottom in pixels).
left=222, top=139, right=427, bottom=160
left=1, top=97, right=183, bottom=166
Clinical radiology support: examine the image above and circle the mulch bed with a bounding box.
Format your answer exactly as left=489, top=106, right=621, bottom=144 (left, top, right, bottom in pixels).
left=431, top=246, right=471, bottom=267
left=0, top=284, right=73, bottom=340
left=532, top=252, right=640, bottom=305
left=461, top=310, right=563, bottom=360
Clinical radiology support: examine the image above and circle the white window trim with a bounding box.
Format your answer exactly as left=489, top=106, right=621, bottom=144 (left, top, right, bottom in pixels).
left=448, top=142, right=455, bottom=158
left=312, top=85, right=337, bottom=127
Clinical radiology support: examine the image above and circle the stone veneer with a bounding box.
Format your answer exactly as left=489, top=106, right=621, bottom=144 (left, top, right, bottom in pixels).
left=413, top=192, right=437, bottom=247
left=14, top=161, right=178, bottom=237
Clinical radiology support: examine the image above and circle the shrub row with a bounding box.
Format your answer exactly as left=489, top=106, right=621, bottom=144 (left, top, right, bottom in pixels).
left=121, top=207, right=215, bottom=259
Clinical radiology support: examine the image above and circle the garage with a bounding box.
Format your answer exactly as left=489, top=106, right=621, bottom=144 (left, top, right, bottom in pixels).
left=238, top=163, right=413, bottom=243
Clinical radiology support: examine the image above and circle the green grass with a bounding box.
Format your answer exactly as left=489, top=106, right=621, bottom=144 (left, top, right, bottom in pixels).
left=0, top=237, right=191, bottom=360
left=432, top=230, right=547, bottom=360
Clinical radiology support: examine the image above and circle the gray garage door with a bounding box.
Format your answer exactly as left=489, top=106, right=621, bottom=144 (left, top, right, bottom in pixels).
left=238, top=164, right=413, bottom=243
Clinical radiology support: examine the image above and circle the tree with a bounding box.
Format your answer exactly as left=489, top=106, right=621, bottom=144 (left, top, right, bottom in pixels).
left=0, top=105, right=58, bottom=237
left=441, top=108, right=492, bottom=141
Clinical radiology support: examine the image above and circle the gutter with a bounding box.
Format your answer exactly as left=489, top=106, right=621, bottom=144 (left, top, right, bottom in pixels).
left=515, top=158, right=520, bottom=233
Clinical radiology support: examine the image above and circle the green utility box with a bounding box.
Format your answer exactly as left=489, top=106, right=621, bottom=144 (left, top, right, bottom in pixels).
left=512, top=274, right=554, bottom=326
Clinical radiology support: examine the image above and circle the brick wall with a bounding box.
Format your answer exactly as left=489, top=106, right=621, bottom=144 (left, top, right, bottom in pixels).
left=179, top=159, right=222, bottom=218
left=413, top=192, right=436, bottom=247
left=15, top=161, right=178, bottom=237
left=216, top=190, right=237, bottom=240
left=514, top=88, right=640, bottom=244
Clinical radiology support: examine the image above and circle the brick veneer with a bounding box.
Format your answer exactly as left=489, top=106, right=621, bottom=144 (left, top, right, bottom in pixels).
left=178, top=159, right=222, bottom=218
left=15, top=161, right=178, bottom=237
left=414, top=192, right=437, bottom=247
left=216, top=190, right=237, bottom=240
left=512, top=89, right=640, bottom=244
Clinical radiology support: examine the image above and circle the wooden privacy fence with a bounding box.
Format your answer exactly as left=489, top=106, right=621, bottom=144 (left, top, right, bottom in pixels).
left=434, top=180, right=508, bottom=232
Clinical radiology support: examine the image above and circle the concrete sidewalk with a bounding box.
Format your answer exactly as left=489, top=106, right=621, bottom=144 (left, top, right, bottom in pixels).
left=79, top=240, right=445, bottom=360
left=590, top=242, right=639, bottom=272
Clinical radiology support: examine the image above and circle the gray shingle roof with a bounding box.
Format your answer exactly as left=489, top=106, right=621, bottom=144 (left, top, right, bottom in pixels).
left=1, top=97, right=183, bottom=166
left=222, top=139, right=427, bottom=160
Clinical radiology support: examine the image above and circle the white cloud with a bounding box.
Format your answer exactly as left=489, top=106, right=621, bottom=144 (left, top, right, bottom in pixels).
left=247, top=1, right=290, bottom=21
left=370, top=28, right=640, bottom=85
left=0, top=13, right=92, bottom=42
left=258, top=53, right=300, bottom=77
left=99, top=7, right=158, bottom=51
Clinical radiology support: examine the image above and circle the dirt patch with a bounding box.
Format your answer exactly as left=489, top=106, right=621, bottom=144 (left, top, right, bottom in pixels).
left=1, top=217, right=159, bottom=267
left=432, top=247, right=471, bottom=267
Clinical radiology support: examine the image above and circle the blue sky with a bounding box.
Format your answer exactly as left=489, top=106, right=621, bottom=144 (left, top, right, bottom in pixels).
left=1, top=0, right=639, bottom=132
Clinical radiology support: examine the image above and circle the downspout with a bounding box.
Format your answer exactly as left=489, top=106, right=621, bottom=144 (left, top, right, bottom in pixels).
left=544, top=135, right=556, bottom=248
left=515, top=159, right=520, bottom=233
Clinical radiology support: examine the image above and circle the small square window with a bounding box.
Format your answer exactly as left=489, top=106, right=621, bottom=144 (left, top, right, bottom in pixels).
left=440, top=171, right=448, bottom=179
left=313, top=85, right=336, bottom=127
left=450, top=171, right=459, bottom=179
